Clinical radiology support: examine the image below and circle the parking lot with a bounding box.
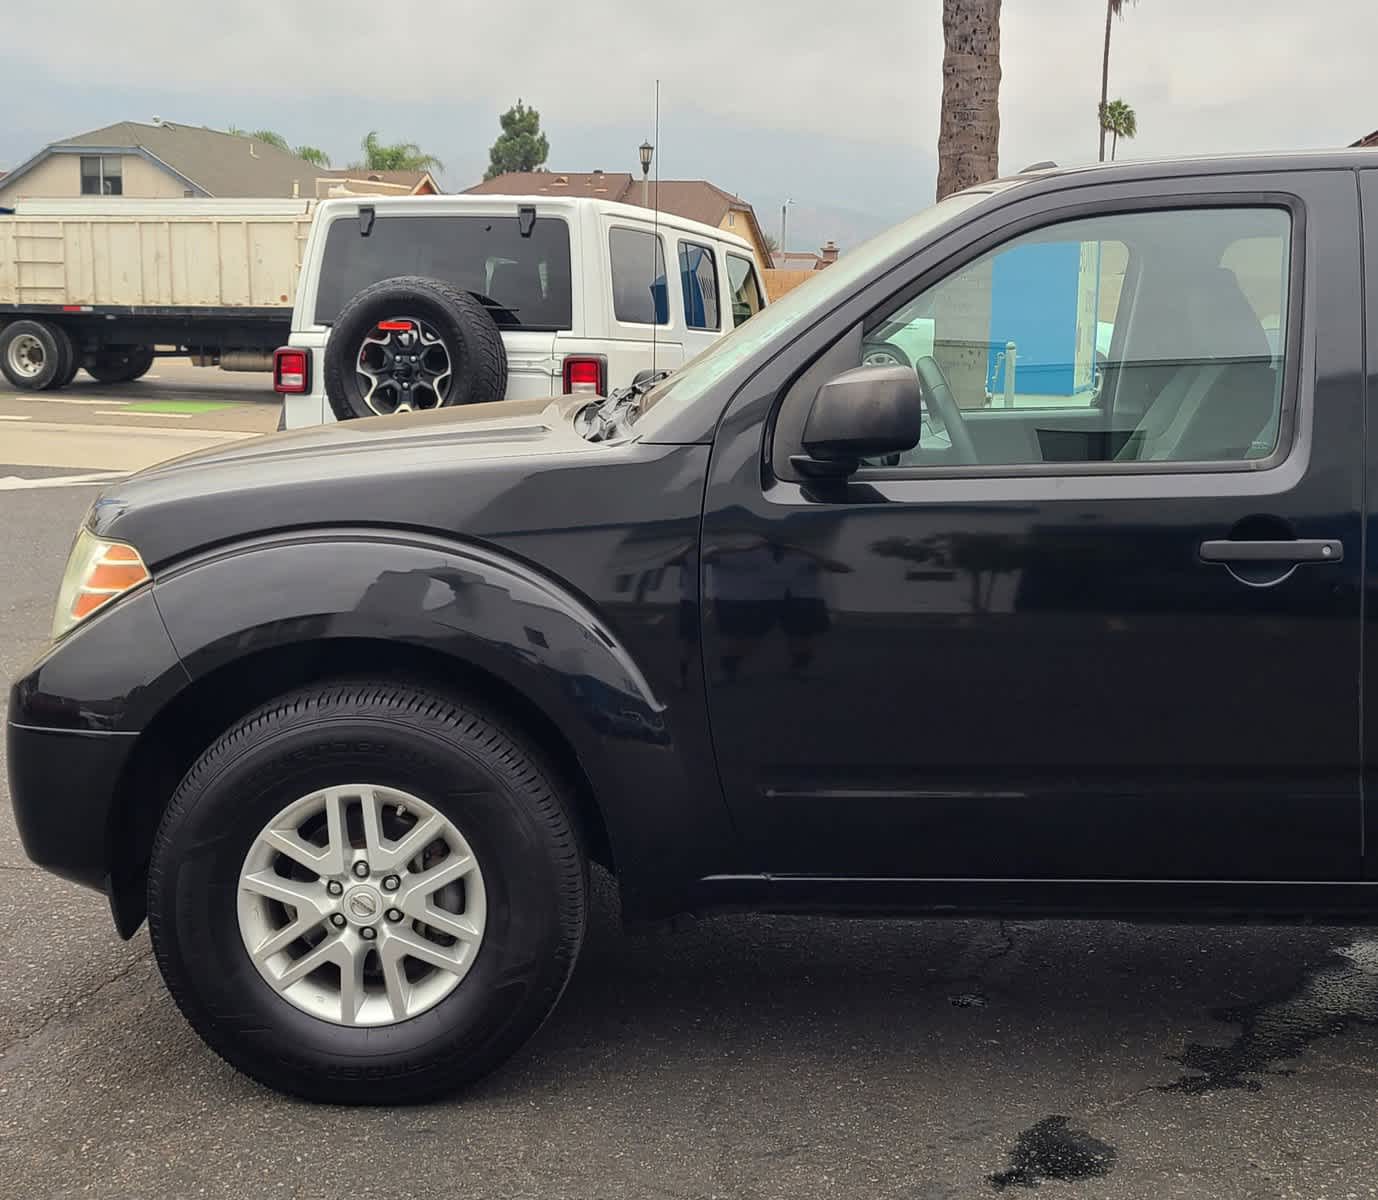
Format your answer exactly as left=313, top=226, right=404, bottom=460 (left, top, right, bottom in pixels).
left=3, top=373, right=1378, bottom=1199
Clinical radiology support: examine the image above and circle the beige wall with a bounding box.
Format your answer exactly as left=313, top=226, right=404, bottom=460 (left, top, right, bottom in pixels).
left=0, top=153, right=187, bottom=205
left=717, top=211, right=773, bottom=271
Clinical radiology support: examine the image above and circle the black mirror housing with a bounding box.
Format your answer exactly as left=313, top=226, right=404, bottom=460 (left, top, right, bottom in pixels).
left=794, top=365, right=924, bottom=478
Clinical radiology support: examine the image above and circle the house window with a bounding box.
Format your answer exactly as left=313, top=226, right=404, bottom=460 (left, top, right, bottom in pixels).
left=80, top=156, right=123, bottom=196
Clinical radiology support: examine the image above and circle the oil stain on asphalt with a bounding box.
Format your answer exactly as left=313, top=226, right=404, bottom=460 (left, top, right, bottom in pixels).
left=1164, top=937, right=1378, bottom=1094
left=987, top=1116, right=1116, bottom=1191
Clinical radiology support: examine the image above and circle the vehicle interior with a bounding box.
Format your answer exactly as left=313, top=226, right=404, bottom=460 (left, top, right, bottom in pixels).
left=835, top=205, right=1292, bottom=473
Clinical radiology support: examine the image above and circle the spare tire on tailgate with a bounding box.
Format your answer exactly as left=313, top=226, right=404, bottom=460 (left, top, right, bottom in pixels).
left=324, top=275, right=508, bottom=421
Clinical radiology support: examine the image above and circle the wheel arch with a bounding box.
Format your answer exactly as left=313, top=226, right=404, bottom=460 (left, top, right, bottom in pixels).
left=108, top=635, right=614, bottom=937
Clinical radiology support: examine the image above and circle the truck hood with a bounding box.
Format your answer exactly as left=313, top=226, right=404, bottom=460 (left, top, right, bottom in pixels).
left=87, top=397, right=618, bottom=567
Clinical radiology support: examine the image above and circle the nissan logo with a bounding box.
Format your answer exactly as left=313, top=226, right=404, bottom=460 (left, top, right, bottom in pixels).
left=347, top=891, right=379, bottom=920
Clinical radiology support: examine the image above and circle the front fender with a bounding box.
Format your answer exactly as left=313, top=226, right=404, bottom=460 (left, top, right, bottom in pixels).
left=151, top=529, right=731, bottom=913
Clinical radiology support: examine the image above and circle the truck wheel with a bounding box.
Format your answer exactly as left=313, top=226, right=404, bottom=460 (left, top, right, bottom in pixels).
left=0, top=320, right=67, bottom=391
left=324, top=276, right=508, bottom=421
left=84, top=345, right=155, bottom=384
left=147, top=680, right=587, bottom=1104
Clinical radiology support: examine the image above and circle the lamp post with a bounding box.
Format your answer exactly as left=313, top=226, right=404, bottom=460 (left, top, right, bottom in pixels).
left=639, top=140, right=654, bottom=208
left=780, top=197, right=795, bottom=257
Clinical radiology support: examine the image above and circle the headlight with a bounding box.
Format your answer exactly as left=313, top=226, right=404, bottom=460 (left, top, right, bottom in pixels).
left=52, top=527, right=151, bottom=641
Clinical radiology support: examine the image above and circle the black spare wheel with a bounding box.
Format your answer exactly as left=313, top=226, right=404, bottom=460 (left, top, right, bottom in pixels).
left=84, top=344, right=155, bottom=384
left=324, top=275, right=508, bottom=421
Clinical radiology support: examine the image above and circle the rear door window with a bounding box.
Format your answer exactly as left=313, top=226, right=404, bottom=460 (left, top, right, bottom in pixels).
left=678, top=241, right=720, bottom=330
left=609, top=227, right=669, bottom=325
left=313, top=214, right=573, bottom=330
left=727, top=254, right=764, bottom=326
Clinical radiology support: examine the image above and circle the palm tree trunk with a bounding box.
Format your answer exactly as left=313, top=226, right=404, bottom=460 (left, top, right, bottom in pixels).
left=1099, top=0, right=1113, bottom=162
left=1111, top=129, right=1118, bottom=161
left=937, top=0, right=1003, bottom=200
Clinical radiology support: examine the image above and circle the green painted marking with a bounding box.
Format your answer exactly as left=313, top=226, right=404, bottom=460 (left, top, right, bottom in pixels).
left=122, top=400, right=236, bottom=414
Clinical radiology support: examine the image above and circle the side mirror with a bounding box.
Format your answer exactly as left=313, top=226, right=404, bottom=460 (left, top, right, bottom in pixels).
left=791, top=365, right=923, bottom=479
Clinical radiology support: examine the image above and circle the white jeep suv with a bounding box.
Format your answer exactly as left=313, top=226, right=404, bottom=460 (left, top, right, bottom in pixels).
left=275, top=194, right=768, bottom=427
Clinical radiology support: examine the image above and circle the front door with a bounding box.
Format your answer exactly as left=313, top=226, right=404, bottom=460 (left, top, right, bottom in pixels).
left=701, top=171, right=1364, bottom=882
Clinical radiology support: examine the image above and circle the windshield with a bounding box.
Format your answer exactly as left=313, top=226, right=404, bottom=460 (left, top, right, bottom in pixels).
left=313, top=214, right=573, bottom=330
left=636, top=188, right=996, bottom=425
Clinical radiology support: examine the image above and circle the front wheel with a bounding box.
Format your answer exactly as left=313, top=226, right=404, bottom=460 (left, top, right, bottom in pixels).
left=148, top=680, right=587, bottom=1104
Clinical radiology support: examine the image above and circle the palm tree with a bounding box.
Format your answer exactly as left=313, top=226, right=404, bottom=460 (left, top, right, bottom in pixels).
left=1102, top=99, right=1138, bottom=160
left=354, top=131, right=444, bottom=174
left=1099, top=1, right=1138, bottom=162
left=936, top=0, right=1002, bottom=200
left=227, top=128, right=328, bottom=165
left=294, top=145, right=331, bottom=167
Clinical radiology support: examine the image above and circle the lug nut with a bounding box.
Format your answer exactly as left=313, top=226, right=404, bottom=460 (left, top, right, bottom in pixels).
left=386, top=908, right=403, bottom=923
left=326, top=880, right=343, bottom=896
left=360, top=927, right=377, bottom=941
left=382, top=875, right=400, bottom=892
left=353, top=861, right=370, bottom=878
left=330, top=913, right=347, bottom=928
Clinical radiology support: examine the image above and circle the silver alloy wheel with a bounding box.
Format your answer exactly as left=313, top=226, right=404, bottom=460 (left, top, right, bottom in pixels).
left=5, top=333, right=46, bottom=379
left=237, top=784, right=486, bottom=1027
left=355, top=316, right=453, bottom=415
left=862, top=346, right=904, bottom=367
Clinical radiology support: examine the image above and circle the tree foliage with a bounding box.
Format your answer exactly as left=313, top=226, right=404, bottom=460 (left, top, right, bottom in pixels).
left=294, top=145, right=331, bottom=167
left=484, top=100, right=550, bottom=180
left=227, top=127, right=330, bottom=166
left=1101, top=99, right=1138, bottom=160
left=354, top=131, right=444, bottom=173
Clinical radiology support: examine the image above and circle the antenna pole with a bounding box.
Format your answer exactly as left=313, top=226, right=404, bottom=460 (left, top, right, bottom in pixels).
left=650, top=79, right=661, bottom=378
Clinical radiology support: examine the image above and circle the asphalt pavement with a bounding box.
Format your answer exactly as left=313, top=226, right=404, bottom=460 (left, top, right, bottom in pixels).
left=3, top=369, right=1378, bottom=1198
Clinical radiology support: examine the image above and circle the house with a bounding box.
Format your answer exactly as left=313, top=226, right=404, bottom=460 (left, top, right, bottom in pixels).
left=0, top=121, right=439, bottom=205
left=313, top=168, right=440, bottom=197
left=773, top=242, right=841, bottom=271
left=1352, top=130, right=1378, bottom=148
left=466, top=170, right=775, bottom=267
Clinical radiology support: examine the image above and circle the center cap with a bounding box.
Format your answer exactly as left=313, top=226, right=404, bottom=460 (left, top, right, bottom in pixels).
left=344, top=886, right=380, bottom=923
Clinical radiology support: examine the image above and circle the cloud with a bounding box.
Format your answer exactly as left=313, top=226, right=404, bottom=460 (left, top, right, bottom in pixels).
left=1, top=0, right=1372, bottom=240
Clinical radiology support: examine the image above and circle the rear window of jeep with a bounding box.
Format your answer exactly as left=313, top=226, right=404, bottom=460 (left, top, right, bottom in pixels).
left=314, top=215, right=574, bottom=331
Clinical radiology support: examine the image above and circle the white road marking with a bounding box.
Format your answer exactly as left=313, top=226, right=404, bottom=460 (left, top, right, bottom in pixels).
left=14, top=395, right=129, bottom=406
left=0, top=414, right=32, bottom=421
left=93, top=409, right=194, bottom=419
left=0, top=471, right=128, bottom=490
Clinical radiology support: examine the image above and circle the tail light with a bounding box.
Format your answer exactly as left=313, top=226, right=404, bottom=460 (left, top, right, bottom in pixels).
left=562, top=355, right=607, bottom=396
left=273, top=347, right=310, bottom=394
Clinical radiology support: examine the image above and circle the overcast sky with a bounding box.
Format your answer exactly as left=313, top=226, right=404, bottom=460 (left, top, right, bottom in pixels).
left=1, top=1, right=1371, bottom=247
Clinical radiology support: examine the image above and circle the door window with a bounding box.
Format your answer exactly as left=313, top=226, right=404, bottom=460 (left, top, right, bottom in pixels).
left=853, top=207, right=1291, bottom=468
left=610, top=227, right=669, bottom=325
left=727, top=254, right=765, bottom=326
left=679, top=241, right=721, bottom=330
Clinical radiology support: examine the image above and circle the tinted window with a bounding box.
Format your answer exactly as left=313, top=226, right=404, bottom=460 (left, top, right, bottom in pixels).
left=727, top=255, right=764, bottom=326
left=854, top=206, right=1291, bottom=469
left=679, top=241, right=720, bottom=330
left=610, top=228, right=668, bottom=325
left=313, top=214, right=573, bottom=329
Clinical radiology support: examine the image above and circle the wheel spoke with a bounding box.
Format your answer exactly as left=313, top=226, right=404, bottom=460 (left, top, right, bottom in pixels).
left=261, top=827, right=332, bottom=876
left=385, top=926, right=467, bottom=975
left=250, top=911, right=325, bottom=961
left=339, top=942, right=369, bottom=1024
left=395, top=852, right=475, bottom=909
left=321, top=790, right=349, bottom=876
left=274, top=936, right=346, bottom=991
left=379, top=946, right=412, bottom=1020
left=415, top=905, right=482, bottom=944
left=358, top=786, right=386, bottom=861
left=381, top=812, right=445, bottom=873
left=240, top=869, right=328, bottom=915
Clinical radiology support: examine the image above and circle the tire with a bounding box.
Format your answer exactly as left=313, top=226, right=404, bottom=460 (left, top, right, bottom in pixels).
left=861, top=341, right=911, bottom=369
left=84, top=344, right=155, bottom=384
left=0, top=320, right=67, bottom=391
left=53, top=339, right=82, bottom=389
left=147, top=680, right=587, bottom=1104
left=324, top=275, right=508, bottom=421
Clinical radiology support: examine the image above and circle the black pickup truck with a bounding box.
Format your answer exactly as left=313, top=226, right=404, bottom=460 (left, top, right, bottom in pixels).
left=9, top=151, right=1378, bottom=1103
